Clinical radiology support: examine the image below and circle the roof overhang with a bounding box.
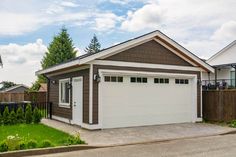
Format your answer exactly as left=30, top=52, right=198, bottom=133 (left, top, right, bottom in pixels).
left=36, top=30, right=214, bottom=75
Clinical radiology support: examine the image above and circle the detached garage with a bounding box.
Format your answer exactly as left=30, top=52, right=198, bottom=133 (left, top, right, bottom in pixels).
left=36, top=30, right=214, bottom=130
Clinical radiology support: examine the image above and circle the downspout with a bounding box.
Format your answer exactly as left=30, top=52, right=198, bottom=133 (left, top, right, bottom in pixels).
left=214, top=67, right=217, bottom=89
left=231, top=65, right=236, bottom=88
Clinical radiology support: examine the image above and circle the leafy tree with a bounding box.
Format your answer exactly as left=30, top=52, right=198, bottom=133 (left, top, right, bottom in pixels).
left=84, top=34, right=101, bottom=54
left=25, top=104, right=32, bottom=124
left=31, top=27, right=77, bottom=88
left=0, top=81, right=16, bottom=91
left=3, top=107, right=10, bottom=125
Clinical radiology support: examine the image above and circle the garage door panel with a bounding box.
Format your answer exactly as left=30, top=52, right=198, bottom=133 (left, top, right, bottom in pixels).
left=100, top=75, right=194, bottom=129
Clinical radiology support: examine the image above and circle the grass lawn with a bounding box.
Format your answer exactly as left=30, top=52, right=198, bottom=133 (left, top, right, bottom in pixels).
left=0, top=124, right=74, bottom=146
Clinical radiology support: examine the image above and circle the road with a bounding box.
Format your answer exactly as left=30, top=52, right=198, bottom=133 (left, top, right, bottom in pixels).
left=32, top=134, right=236, bottom=157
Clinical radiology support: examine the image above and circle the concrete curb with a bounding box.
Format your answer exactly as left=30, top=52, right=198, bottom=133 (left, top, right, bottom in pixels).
left=0, top=145, right=102, bottom=157
left=91, top=129, right=236, bottom=147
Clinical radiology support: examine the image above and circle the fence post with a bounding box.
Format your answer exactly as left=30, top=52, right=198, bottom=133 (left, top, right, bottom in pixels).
left=49, top=102, right=52, bottom=119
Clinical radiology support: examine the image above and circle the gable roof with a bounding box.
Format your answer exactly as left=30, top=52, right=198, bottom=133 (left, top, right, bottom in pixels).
left=36, top=30, right=214, bottom=75
left=0, top=84, right=29, bottom=93
left=207, top=40, right=236, bottom=65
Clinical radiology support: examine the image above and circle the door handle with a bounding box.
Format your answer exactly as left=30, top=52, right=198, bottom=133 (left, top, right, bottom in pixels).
left=74, top=102, right=76, bottom=107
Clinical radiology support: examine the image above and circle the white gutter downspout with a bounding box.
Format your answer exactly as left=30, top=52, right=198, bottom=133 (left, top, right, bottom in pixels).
left=89, top=64, right=93, bottom=124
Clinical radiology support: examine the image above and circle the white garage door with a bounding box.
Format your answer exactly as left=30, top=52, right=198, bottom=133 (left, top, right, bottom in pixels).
left=99, top=72, right=196, bottom=129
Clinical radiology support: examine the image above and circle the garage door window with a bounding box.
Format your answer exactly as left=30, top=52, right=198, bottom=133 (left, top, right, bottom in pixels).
left=154, top=78, right=169, bottom=84
left=175, top=79, right=189, bottom=84
left=130, top=77, right=147, bottom=83
left=104, top=76, right=123, bottom=83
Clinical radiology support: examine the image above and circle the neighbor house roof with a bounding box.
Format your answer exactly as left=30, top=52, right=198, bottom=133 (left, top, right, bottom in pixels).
left=207, top=40, right=236, bottom=66
left=38, top=83, right=47, bottom=92
left=36, top=30, right=214, bottom=75
left=0, top=84, right=29, bottom=93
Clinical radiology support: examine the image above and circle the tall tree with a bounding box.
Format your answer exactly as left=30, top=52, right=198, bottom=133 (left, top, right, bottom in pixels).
left=41, top=27, right=77, bottom=69
left=31, top=27, right=77, bottom=91
left=0, top=81, right=16, bottom=91
left=85, top=34, right=101, bottom=54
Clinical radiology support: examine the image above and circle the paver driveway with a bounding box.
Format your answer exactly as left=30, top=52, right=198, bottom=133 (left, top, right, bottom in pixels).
left=42, top=119, right=236, bottom=146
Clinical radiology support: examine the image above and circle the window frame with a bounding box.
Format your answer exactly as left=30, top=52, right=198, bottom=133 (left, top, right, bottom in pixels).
left=59, top=78, right=71, bottom=108
left=175, top=79, right=189, bottom=85
left=104, top=76, right=123, bottom=83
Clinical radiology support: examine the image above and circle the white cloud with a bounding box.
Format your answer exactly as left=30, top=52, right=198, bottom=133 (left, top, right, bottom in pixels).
left=93, top=13, right=123, bottom=31
left=121, top=4, right=165, bottom=31
left=60, top=1, right=79, bottom=7
left=0, top=12, right=47, bottom=36
left=211, top=21, right=236, bottom=41
left=0, top=39, right=47, bottom=85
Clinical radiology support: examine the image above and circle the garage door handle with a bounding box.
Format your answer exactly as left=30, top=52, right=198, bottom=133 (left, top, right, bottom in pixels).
left=74, top=102, right=76, bottom=107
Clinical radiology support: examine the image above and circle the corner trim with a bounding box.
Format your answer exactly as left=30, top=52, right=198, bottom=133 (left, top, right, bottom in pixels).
left=89, top=64, right=93, bottom=124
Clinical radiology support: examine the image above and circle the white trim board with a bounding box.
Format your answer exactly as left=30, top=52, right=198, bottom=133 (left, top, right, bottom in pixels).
left=91, top=60, right=202, bottom=72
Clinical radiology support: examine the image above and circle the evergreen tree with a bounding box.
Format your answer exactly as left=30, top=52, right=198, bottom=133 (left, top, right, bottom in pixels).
left=16, top=106, right=25, bottom=123
left=84, top=34, right=101, bottom=54
left=41, top=27, right=77, bottom=69
left=3, top=107, right=10, bottom=125
left=31, top=27, right=77, bottom=87
left=25, top=104, right=33, bottom=124
left=9, top=110, right=17, bottom=125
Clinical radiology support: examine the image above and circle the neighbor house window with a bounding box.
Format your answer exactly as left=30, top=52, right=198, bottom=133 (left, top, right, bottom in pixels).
left=104, top=76, right=123, bottom=83
left=154, top=78, right=169, bottom=84
left=59, top=78, right=70, bottom=107
left=175, top=79, right=189, bottom=84
left=130, top=77, right=148, bottom=83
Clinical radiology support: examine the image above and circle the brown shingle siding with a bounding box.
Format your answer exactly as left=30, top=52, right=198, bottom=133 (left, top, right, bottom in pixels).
left=48, top=68, right=90, bottom=123
left=104, top=40, right=192, bottom=66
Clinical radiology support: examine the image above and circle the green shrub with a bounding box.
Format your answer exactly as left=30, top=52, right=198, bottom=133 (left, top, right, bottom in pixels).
left=73, top=133, right=85, bottom=144
left=27, top=140, right=37, bottom=149
left=0, top=111, right=2, bottom=125
left=33, top=107, right=42, bottom=124
left=229, top=120, right=236, bottom=128
left=41, top=140, right=53, bottom=148
left=19, top=141, right=27, bottom=150
left=16, top=106, right=25, bottom=123
left=0, top=141, right=8, bottom=152
left=3, top=107, right=10, bottom=125
left=66, top=134, right=85, bottom=145
left=25, top=104, right=32, bottom=124
left=6, top=134, right=21, bottom=151
left=9, top=110, right=17, bottom=125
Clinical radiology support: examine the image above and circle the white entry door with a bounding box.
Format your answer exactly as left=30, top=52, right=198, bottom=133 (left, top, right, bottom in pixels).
left=72, top=77, right=83, bottom=125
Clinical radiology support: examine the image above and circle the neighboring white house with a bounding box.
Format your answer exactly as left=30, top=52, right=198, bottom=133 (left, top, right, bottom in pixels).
left=202, top=40, right=236, bottom=88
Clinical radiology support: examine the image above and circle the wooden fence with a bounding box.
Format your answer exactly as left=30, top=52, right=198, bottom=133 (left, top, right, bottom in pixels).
left=203, top=90, right=236, bottom=122
left=0, top=92, right=46, bottom=103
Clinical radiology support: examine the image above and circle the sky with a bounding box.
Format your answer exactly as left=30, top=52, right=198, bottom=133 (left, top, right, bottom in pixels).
left=0, top=0, right=236, bottom=86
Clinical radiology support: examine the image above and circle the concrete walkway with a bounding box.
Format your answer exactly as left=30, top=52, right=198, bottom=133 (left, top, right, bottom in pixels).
left=42, top=119, right=236, bottom=146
